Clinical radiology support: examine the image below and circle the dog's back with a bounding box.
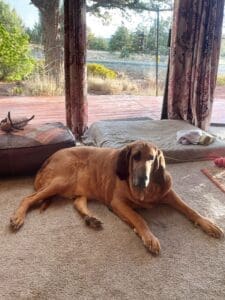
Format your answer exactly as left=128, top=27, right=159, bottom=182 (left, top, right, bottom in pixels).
left=34, top=146, right=118, bottom=201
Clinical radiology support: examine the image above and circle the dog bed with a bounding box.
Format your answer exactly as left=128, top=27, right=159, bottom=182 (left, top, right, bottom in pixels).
left=0, top=122, right=75, bottom=176
left=82, top=119, right=225, bottom=163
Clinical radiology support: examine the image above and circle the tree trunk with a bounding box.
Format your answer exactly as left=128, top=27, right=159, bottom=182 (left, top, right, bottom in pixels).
left=31, top=0, right=62, bottom=82
left=64, top=0, right=88, bottom=139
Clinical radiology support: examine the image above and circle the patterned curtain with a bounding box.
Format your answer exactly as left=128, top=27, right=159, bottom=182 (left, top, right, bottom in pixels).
left=162, top=0, right=224, bottom=130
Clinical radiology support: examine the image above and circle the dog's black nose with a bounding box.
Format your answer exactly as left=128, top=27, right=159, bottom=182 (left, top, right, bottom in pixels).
left=137, top=176, right=148, bottom=189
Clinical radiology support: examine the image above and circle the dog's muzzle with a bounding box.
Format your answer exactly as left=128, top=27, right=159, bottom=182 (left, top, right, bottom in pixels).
left=133, top=174, right=149, bottom=189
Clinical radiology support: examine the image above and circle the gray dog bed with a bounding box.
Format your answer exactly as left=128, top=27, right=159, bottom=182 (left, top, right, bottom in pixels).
left=82, top=119, right=225, bottom=163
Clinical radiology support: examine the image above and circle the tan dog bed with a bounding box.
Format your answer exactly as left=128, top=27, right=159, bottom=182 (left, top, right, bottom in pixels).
left=83, top=119, right=225, bottom=163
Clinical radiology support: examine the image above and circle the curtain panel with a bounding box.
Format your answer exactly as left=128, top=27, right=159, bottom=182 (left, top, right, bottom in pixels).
left=162, top=0, right=224, bottom=130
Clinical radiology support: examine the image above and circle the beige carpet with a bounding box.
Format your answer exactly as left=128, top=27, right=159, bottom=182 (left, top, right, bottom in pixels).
left=0, top=161, right=225, bottom=299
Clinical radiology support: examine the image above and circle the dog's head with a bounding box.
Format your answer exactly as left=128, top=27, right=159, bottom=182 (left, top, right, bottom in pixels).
left=116, top=141, right=166, bottom=189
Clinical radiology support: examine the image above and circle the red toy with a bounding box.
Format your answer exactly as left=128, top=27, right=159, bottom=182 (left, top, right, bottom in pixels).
left=214, top=157, right=225, bottom=167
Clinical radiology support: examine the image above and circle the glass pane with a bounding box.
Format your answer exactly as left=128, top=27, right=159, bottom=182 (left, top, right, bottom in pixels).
left=0, top=0, right=173, bottom=126
left=87, top=1, right=173, bottom=98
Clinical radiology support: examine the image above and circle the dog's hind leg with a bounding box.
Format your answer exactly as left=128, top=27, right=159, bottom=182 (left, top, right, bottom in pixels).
left=10, top=179, right=67, bottom=231
left=74, top=196, right=103, bottom=229
left=39, top=197, right=53, bottom=212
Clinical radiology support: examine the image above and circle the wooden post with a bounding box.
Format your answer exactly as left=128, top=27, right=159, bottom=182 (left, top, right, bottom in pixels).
left=64, top=0, right=88, bottom=140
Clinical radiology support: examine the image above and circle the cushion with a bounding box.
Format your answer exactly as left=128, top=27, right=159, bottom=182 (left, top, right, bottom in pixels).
left=82, top=119, right=225, bottom=163
left=0, top=122, right=75, bottom=176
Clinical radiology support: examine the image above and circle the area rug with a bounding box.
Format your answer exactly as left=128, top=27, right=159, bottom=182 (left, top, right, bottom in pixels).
left=202, top=165, right=225, bottom=194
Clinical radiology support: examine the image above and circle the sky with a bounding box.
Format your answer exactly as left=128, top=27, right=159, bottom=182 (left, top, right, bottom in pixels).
left=4, top=0, right=173, bottom=38
left=4, top=0, right=39, bottom=28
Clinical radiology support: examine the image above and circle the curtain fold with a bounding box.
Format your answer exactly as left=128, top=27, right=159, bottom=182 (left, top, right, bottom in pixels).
left=162, top=0, right=224, bottom=130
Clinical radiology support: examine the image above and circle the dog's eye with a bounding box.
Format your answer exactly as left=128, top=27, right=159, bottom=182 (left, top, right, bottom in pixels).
left=133, top=151, right=141, bottom=161
left=148, top=154, right=154, bottom=161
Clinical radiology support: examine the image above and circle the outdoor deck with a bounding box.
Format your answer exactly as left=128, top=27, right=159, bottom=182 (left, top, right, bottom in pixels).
left=0, top=93, right=224, bottom=127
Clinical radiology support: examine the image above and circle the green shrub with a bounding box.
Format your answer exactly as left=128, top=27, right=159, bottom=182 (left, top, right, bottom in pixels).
left=217, top=75, right=225, bottom=86
left=0, top=1, right=35, bottom=81
left=87, top=63, right=117, bottom=79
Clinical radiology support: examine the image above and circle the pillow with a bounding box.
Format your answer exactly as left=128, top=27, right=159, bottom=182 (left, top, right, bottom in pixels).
left=0, top=122, right=75, bottom=176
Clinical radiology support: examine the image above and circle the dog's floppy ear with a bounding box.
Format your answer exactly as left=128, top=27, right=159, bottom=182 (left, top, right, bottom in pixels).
left=154, top=149, right=165, bottom=169
left=116, top=145, right=131, bottom=180
left=152, top=149, right=166, bottom=185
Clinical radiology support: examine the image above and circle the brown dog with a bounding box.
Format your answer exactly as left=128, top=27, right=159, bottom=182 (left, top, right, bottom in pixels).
left=10, top=141, right=223, bottom=255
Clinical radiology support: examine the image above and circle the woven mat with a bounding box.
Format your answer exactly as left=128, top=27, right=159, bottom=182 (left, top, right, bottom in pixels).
left=201, top=166, right=225, bottom=193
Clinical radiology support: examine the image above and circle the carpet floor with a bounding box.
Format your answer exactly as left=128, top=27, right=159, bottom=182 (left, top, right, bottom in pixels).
left=0, top=161, right=225, bottom=299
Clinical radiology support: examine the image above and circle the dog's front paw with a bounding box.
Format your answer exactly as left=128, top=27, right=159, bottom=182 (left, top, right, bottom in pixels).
left=142, top=235, right=161, bottom=255
left=196, top=217, right=224, bottom=238
left=10, top=212, right=25, bottom=231
left=84, top=216, right=103, bottom=230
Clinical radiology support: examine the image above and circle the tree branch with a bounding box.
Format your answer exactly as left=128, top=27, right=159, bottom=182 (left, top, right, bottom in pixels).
left=86, top=0, right=172, bottom=13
